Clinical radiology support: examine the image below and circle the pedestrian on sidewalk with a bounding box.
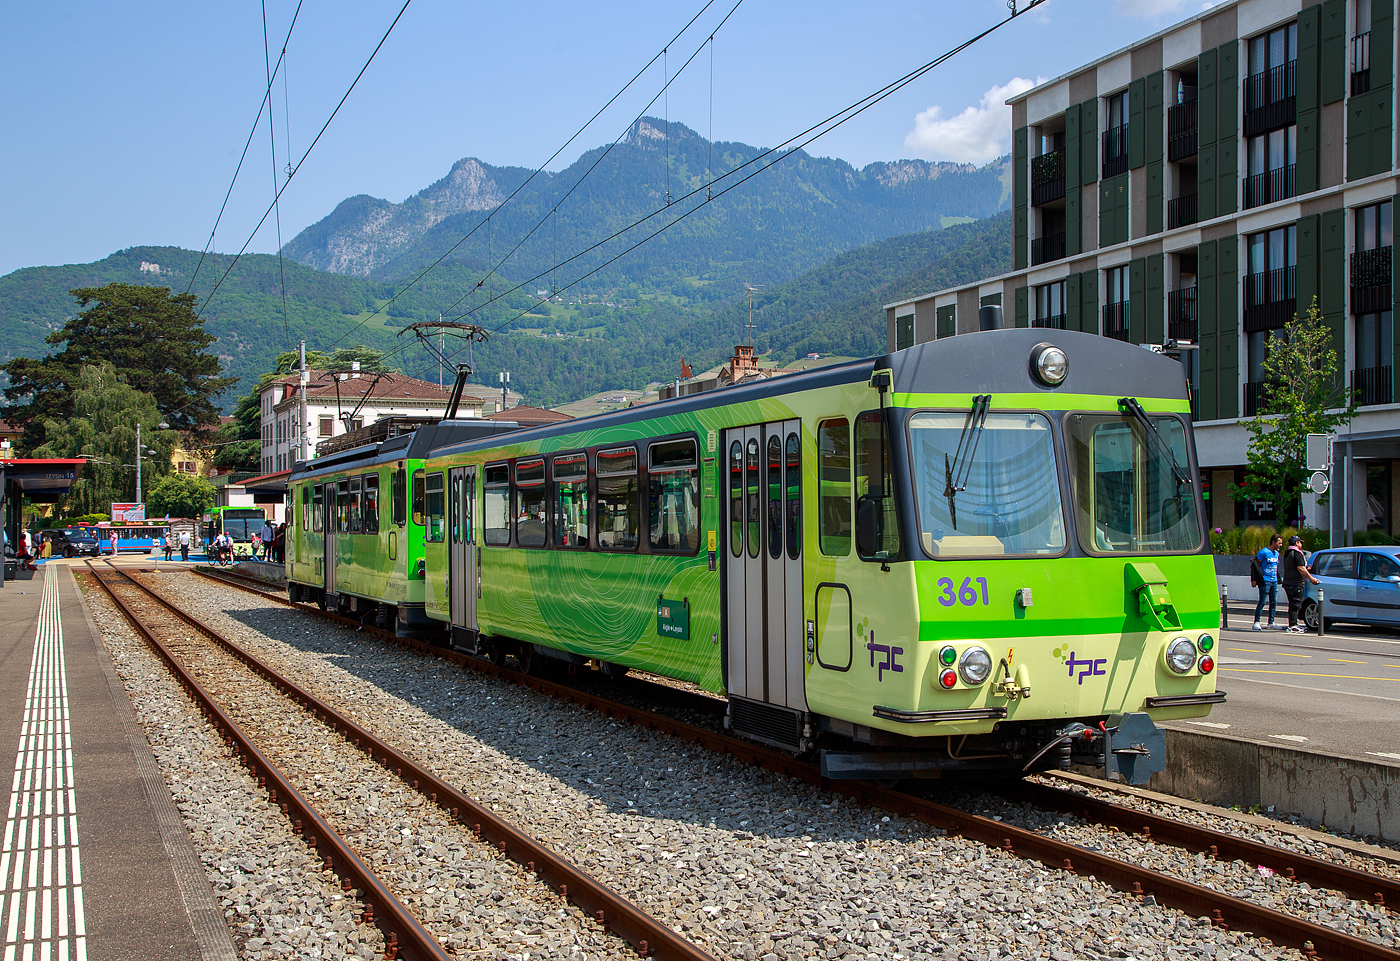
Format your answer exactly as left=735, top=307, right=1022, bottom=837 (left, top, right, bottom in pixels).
left=178, top=529, right=191, bottom=562
left=163, top=532, right=174, bottom=561
left=1252, top=533, right=1283, bottom=630
left=1282, top=535, right=1319, bottom=632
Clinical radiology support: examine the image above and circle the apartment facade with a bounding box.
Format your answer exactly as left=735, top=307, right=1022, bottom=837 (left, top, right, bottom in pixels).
left=887, top=0, right=1400, bottom=542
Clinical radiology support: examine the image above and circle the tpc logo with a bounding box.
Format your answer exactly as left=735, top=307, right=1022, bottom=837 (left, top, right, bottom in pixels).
left=1052, top=645, right=1107, bottom=685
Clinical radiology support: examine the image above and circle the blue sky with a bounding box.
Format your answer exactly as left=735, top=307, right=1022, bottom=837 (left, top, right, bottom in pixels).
left=0, top=0, right=1206, bottom=277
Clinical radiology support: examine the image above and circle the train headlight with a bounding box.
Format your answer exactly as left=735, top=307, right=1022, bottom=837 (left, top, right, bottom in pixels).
left=1030, top=344, right=1069, bottom=386
left=1198, top=633, right=1215, bottom=652
left=959, top=646, right=993, bottom=685
left=1166, top=636, right=1197, bottom=674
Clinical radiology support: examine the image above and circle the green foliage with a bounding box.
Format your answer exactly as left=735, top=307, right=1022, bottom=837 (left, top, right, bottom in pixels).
left=38, top=513, right=109, bottom=529
left=146, top=473, right=215, bottom=520
left=1229, top=298, right=1357, bottom=525
left=1210, top=524, right=1328, bottom=554
left=1350, top=528, right=1400, bottom=546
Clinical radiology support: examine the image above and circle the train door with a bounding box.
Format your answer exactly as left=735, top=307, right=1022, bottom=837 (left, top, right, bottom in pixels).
left=724, top=420, right=807, bottom=745
left=448, top=466, right=477, bottom=639
left=324, top=480, right=339, bottom=598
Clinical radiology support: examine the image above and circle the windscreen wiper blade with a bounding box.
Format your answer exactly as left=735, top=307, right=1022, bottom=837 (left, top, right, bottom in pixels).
left=944, top=394, right=991, bottom=529
left=1118, top=397, right=1191, bottom=491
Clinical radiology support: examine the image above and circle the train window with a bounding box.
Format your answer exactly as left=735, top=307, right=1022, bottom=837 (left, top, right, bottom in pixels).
left=596, top=447, right=639, bottom=551
left=301, top=486, right=310, bottom=532
left=909, top=411, right=1065, bottom=557
left=745, top=438, right=761, bottom=559
left=312, top=485, right=323, bottom=533
left=767, top=434, right=783, bottom=559
left=818, top=420, right=850, bottom=556
left=392, top=468, right=406, bottom=528
left=855, top=411, right=900, bottom=561
left=648, top=439, right=699, bottom=553
left=411, top=470, right=425, bottom=527
left=785, top=432, right=801, bottom=560
left=336, top=480, right=350, bottom=533
left=484, top=463, right=511, bottom=545
left=425, top=472, right=446, bottom=543
left=551, top=453, right=589, bottom=548
left=1065, top=412, right=1203, bottom=554
left=729, top=441, right=744, bottom=558
left=348, top=476, right=363, bottom=534
left=363, top=473, right=380, bottom=535
left=516, top=459, right=547, bottom=548
left=450, top=474, right=461, bottom=544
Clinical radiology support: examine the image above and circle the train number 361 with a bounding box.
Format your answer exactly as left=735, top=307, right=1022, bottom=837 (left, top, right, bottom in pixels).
left=937, top=576, right=989, bottom=608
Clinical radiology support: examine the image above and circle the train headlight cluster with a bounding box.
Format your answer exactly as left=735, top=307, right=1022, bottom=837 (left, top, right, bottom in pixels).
left=1166, top=636, right=1198, bottom=674
left=1030, top=344, right=1069, bottom=386
left=959, top=646, right=993, bottom=685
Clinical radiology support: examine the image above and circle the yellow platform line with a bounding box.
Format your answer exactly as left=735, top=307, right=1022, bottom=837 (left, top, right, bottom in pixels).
left=1275, top=652, right=1312, bottom=657
left=1230, top=648, right=1262, bottom=653
left=1330, top=658, right=1364, bottom=664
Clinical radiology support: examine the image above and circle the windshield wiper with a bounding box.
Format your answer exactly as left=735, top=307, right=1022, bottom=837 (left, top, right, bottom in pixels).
left=944, top=394, right=991, bottom=529
left=1118, top=396, right=1192, bottom=502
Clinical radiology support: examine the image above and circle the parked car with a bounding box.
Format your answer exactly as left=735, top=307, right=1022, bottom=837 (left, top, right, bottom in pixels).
left=46, top=528, right=101, bottom=558
left=1302, top=545, right=1400, bottom=630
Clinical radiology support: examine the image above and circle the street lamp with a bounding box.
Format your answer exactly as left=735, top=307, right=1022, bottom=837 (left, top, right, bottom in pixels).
left=134, top=421, right=169, bottom=510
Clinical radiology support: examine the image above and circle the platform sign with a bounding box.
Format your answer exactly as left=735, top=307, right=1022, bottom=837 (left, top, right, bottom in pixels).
left=1306, top=434, right=1330, bottom=471
left=111, top=502, right=146, bottom=523
left=657, top=597, right=690, bottom=640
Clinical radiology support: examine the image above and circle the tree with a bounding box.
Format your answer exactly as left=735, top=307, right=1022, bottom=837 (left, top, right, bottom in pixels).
left=1, top=283, right=236, bottom=451
left=1229, top=298, right=1356, bottom=525
left=146, top=473, right=215, bottom=521
left=29, top=363, right=178, bottom=517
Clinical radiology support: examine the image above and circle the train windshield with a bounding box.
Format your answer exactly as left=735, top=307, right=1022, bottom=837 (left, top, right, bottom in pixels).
left=1065, top=412, right=1203, bottom=554
left=908, top=411, right=1066, bottom=557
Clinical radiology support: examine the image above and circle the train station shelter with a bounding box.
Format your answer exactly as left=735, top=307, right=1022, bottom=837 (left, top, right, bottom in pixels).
left=1, top=457, right=86, bottom=584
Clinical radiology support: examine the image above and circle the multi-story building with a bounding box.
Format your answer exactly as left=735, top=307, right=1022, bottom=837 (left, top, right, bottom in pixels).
left=886, top=0, right=1399, bottom=542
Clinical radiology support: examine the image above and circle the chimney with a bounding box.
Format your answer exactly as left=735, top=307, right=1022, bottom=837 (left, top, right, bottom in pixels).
left=351, top=360, right=361, bottom=379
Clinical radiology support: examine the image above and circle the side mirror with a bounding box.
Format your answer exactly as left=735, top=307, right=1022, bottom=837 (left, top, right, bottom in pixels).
left=856, top=496, right=880, bottom=557
left=1387, top=575, right=1400, bottom=584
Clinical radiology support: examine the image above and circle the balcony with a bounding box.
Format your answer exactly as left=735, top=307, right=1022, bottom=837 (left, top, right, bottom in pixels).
left=1102, top=301, right=1131, bottom=342
left=1168, top=193, right=1198, bottom=229
left=1353, top=32, right=1371, bottom=96
left=1168, top=287, right=1198, bottom=341
left=1031, top=150, right=1066, bottom=206
left=1352, top=365, right=1392, bottom=406
left=1243, top=61, right=1297, bottom=136
left=1031, top=232, right=1066, bottom=266
left=1351, top=245, right=1392, bottom=315
left=1167, top=97, right=1198, bottom=161
left=1244, top=380, right=1275, bottom=416
left=1102, top=124, right=1129, bottom=179
left=1244, top=265, right=1297, bottom=331
left=1244, top=164, right=1296, bottom=209
left=1032, top=314, right=1067, bottom=330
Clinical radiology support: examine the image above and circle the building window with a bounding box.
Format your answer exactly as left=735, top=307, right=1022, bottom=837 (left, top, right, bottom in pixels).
left=1354, top=0, right=1372, bottom=95
left=1244, top=125, right=1296, bottom=208
left=1032, top=208, right=1066, bottom=265
left=319, top=416, right=333, bottom=437
left=1244, top=225, right=1298, bottom=414
left=1168, top=75, right=1199, bottom=162
left=1103, top=265, right=1129, bottom=341
left=1245, top=22, right=1298, bottom=136
left=1031, top=130, right=1066, bottom=206
left=1353, top=312, right=1393, bottom=405
left=1353, top=200, right=1394, bottom=311
left=1033, top=281, right=1066, bottom=329
left=1102, top=91, right=1129, bottom=178
left=351, top=418, right=364, bottom=431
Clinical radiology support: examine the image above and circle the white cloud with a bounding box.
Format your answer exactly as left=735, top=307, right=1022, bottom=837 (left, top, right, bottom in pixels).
left=903, top=77, right=1042, bottom=165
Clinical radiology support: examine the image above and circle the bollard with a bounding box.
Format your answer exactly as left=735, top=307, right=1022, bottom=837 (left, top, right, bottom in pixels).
left=1220, top=583, right=1229, bottom=630
left=1317, top=587, right=1325, bottom=637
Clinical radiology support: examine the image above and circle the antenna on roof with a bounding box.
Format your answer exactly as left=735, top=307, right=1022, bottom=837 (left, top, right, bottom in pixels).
left=743, top=283, right=764, bottom=346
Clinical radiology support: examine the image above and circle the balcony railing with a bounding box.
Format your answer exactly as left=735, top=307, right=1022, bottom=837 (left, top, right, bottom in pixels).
left=1244, top=379, right=1276, bottom=416
left=1167, top=98, right=1198, bottom=161
left=1031, top=231, right=1066, bottom=266
left=1031, top=150, right=1066, bottom=206
left=1168, top=193, right=1198, bottom=229
left=1352, top=365, right=1392, bottom=406
left=1102, top=301, right=1131, bottom=342
left=1102, top=123, right=1130, bottom=178
left=1243, top=61, right=1297, bottom=136
left=1244, top=164, right=1296, bottom=209
left=1353, top=32, right=1371, bottom=96
left=1032, top=314, right=1067, bottom=330
left=1351, top=245, right=1393, bottom=314
left=1244, top=265, right=1297, bottom=331
left=1168, top=287, right=1198, bottom=341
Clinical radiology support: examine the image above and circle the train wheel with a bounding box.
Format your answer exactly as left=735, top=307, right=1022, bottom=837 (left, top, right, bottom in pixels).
left=515, top=645, right=536, bottom=676
left=598, top=660, right=628, bottom=680
left=316, top=591, right=328, bottom=611
left=288, top=583, right=301, bottom=603
left=487, top=643, right=507, bottom=667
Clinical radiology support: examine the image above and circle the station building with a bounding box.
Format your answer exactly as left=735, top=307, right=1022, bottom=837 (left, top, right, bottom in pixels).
left=886, top=0, right=1400, bottom=545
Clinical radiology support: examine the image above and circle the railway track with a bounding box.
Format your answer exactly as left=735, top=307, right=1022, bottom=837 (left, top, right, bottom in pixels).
left=88, top=562, right=716, bottom=961
left=191, top=565, right=1400, bottom=960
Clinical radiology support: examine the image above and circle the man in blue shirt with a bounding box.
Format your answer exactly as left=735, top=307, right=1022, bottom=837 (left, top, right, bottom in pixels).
left=1252, top=533, right=1283, bottom=630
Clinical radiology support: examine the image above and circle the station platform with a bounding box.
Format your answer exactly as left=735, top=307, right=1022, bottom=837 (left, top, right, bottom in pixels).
left=0, top=563, right=235, bottom=960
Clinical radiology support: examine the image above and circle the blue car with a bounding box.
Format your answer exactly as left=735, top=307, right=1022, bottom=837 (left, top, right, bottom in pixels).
left=1302, top=545, right=1400, bottom=631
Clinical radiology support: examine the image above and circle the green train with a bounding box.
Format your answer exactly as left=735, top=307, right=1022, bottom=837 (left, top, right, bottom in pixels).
left=288, top=329, right=1223, bottom=783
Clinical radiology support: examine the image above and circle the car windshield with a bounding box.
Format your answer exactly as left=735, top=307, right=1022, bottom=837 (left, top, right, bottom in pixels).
left=907, top=410, right=1066, bottom=556
left=1064, top=412, right=1203, bottom=554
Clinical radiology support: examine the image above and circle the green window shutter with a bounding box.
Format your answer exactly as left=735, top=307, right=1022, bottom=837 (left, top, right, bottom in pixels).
left=1146, top=160, right=1164, bottom=235
left=1130, top=257, right=1148, bottom=343
left=1198, top=48, right=1218, bottom=146
left=1296, top=214, right=1322, bottom=320
left=1014, top=126, right=1029, bottom=270
left=936, top=304, right=956, bottom=339
left=1372, top=0, right=1394, bottom=86
left=1215, top=40, right=1239, bottom=216
left=1066, top=273, right=1082, bottom=332
left=1198, top=142, right=1218, bottom=221
left=1114, top=174, right=1130, bottom=246
left=1080, top=98, right=1098, bottom=186
left=1298, top=6, right=1322, bottom=193
left=1348, top=92, right=1372, bottom=180
left=1321, top=207, right=1348, bottom=392
left=1081, top=270, right=1100, bottom=334
left=1373, top=88, right=1394, bottom=175
left=1394, top=195, right=1400, bottom=397
left=1129, top=77, right=1146, bottom=168
left=1322, top=0, right=1347, bottom=104
left=1198, top=240, right=1219, bottom=420
left=1066, top=184, right=1082, bottom=256
left=1144, top=71, right=1164, bottom=165
left=1100, top=180, right=1115, bottom=248
left=1015, top=206, right=1030, bottom=271
left=980, top=292, right=1002, bottom=308
left=1065, top=103, right=1081, bottom=188
left=1217, top=134, right=1239, bottom=215
left=896, top=313, right=914, bottom=351
left=1216, top=236, right=1240, bottom=419
left=1147, top=253, right=1165, bottom=345
left=1015, top=286, right=1030, bottom=329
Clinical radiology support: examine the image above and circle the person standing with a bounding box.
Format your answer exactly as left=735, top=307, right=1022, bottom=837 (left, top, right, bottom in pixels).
left=178, top=529, right=191, bottom=562
left=1252, top=533, right=1283, bottom=630
left=163, top=531, right=174, bottom=561
left=1282, top=534, right=1320, bottom=633
left=260, top=519, right=275, bottom=561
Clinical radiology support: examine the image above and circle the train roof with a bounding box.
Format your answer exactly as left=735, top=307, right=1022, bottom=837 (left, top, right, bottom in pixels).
left=288, top=419, right=521, bottom=482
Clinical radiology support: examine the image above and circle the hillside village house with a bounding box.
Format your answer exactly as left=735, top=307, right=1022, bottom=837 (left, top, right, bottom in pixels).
left=887, top=0, right=1400, bottom=545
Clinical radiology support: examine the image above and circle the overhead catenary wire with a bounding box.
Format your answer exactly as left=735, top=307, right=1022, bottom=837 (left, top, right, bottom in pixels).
left=263, top=0, right=292, bottom=352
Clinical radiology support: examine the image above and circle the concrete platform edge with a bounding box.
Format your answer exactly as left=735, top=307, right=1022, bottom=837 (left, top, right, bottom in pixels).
left=69, top=565, right=239, bottom=961
left=1150, top=727, right=1400, bottom=842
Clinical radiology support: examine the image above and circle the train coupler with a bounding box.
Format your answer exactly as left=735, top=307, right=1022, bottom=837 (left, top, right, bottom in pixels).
left=1021, top=713, right=1166, bottom=786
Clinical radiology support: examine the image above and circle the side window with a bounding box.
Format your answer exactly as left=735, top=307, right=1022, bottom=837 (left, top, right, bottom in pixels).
left=312, top=484, right=323, bottom=533
left=301, top=486, right=310, bottom=532
left=392, top=468, right=406, bottom=528
left=484, top=463, right=511, bottom=545
left=336, top=480, right=350, bottom=533
left=348, top=476, right=363, bottom=533
left=729, top=440, right=744, bottom=557
left=767, top=434, right=783, bottom=559
left=450, top=473, right=461, bottom=544
left=597, top=447, right=639, bottom=551
left=855, top=410, right=900, bottom=560
left=463, top=471, right=474, bottom=542
left=363, top=473, right=380, bottom=535
left=1361, top=552, right=1398, bottom=580
left=411, top=470, right=425, bottom=527
left=818, top=420, right=850, bottom=556
left=745, top=438, right=760, bottom=559
left=552, top=453, right=589, bottom=548
left=425, top=472, right=445, bottom=543
left=785, top=432, right=801, bottom=560
left=516, top=459, right=547, bottom=548
left=648, top=439, right=699, bottom=553
left=1317, top=552, right=1356, bottom=577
